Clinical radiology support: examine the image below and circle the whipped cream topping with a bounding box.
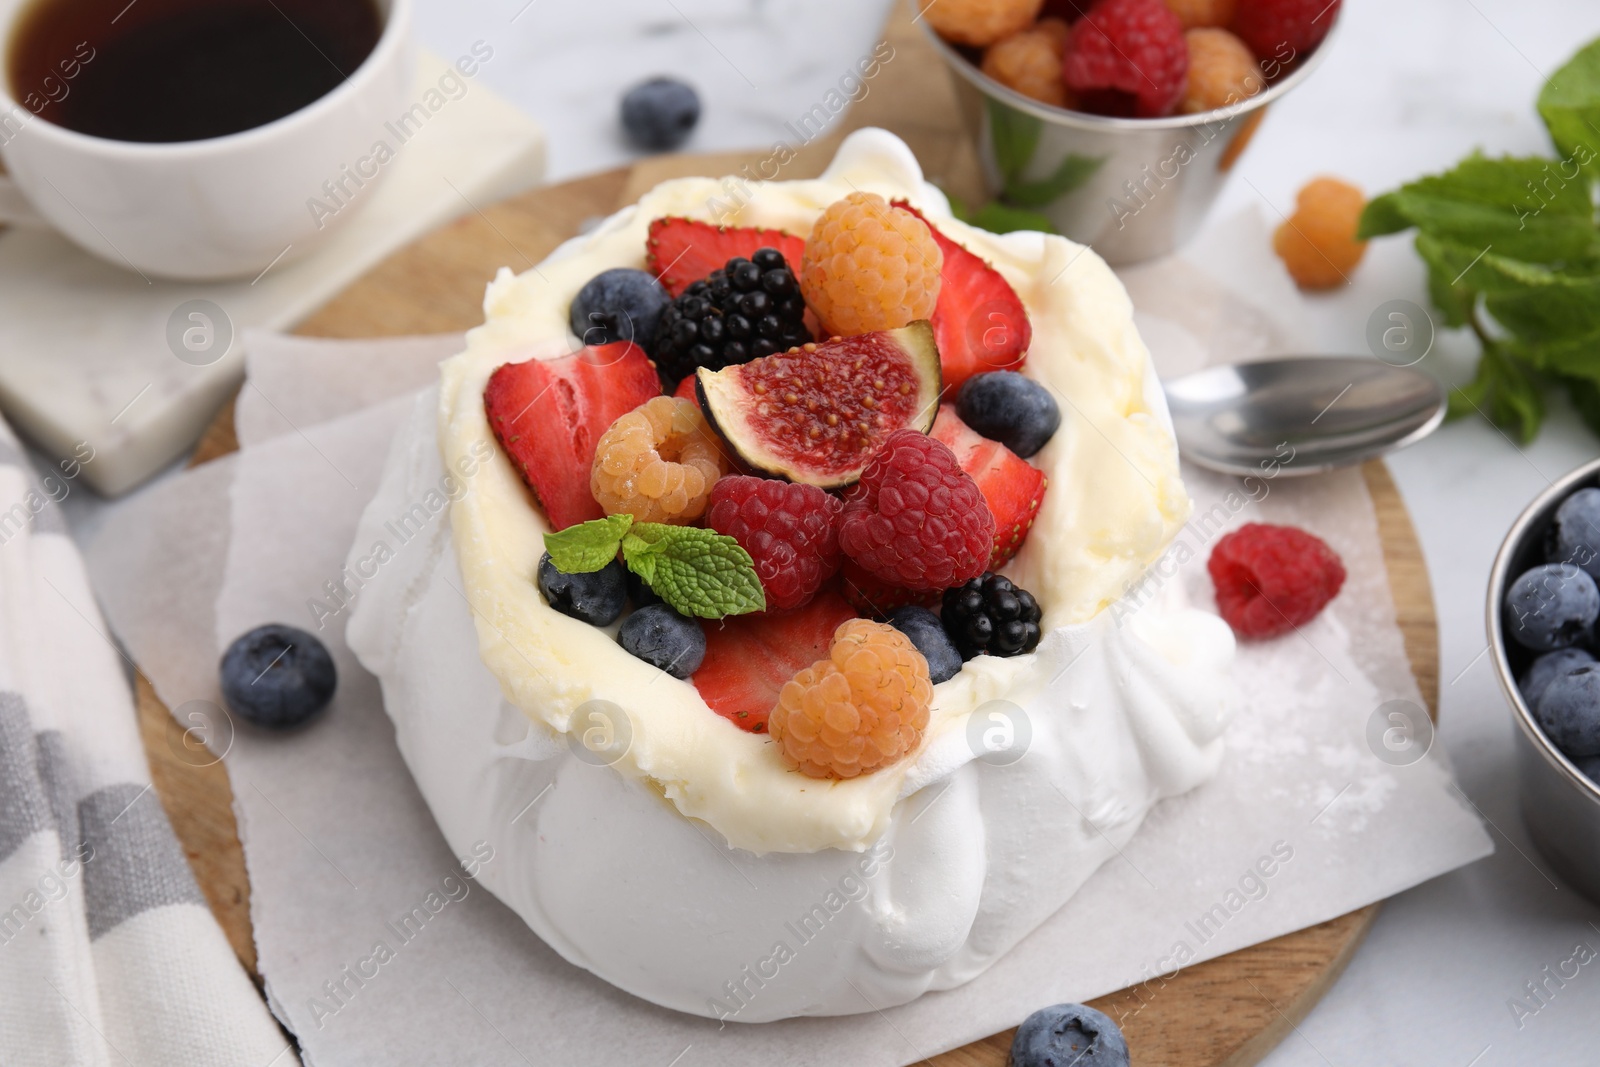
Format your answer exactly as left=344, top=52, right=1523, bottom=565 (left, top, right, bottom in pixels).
left=425, top=128, right=1204, bottom=855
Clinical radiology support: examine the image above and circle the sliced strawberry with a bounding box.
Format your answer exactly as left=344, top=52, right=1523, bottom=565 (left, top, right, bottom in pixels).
left=484, top=343, right=662, bottom=530
left=893, top=200, right=1031, bottom=392
left=672, top=374, right=699, bottom=404
left=835, top=559, right=938, bottom=618
left=693, top=591, right=857, bottom=733
left=931, top=405, right=1047, bottom=567
left=647, top=217, right=807, bottom=297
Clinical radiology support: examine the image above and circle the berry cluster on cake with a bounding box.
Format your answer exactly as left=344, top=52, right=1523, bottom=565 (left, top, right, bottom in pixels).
left=346, top=129, right=1236, bottom=1020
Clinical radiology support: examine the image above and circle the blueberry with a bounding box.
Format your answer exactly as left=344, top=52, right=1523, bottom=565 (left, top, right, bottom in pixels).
left=956, top=371, right=1062, bottom=459
left=1549, top=487, right=1600, bottom=579
left=1504, top=563, right=1599, bottom=651
left=1519, top=648, right=1595, bottom=710
left=570, top=268, right=669, bottom=352
left=538, top=553, right=627, bottom=626
left=219, top=624, right=337, bottom=730
left=626, top=569, right=661, bottom=609
left=1010, top=1003, right=1129, bottom=1067
left=1575, top=754, right=1600, bottom=783
left=887, top=606, right=963, bottom=684
left=618, top=604, right=705, bottom=678
left=1535, top=665, right=1600, bottom=757
left=620, top=76, right=700, bottom=152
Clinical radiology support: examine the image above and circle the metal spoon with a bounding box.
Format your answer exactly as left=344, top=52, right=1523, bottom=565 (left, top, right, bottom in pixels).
left=1163, top=356, right=1446, bottom=478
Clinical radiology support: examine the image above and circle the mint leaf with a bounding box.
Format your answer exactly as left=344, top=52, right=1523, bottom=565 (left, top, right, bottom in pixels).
left=1367, top=37, right=1600, bottom=446
left=1355, top=153, right=1595, bottom=263
left=1450, top=343, right=1544, bottom=444
left=970, top=201, right=1057, bottom=235
left=987, top=99, right=1040, bottom=185
left=620, top=524, right=765, bottom=618
left=1003, top=152, right=1103, bottom=208
left=543, top=514, right=632, bottom=573
left=1562, top=375, right=1600, bottom=437
left=1538, top=37, right=1600, bottom=178
left=1357, top=192, right=1414, bottom=239
left=1414, top=233, right=1477, bottom=327
left=945, top=191, right=973, bottom=226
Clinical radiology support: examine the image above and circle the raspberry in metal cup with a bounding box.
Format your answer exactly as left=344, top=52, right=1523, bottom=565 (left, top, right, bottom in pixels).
left=919, top=1, right=1341, bottom=262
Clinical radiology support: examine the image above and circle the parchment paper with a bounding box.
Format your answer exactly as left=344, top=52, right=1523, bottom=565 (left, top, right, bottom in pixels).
left=87, top=209, right=1493, bottom=1066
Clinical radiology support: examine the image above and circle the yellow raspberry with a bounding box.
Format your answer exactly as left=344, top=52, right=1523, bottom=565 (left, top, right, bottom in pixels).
left=768, top=619, right=933, bottom=780
left=801, top=193, right=943, bottom=338
left=1272, top=177, right=1369, bottom=290
left=591, top=396, right=729, bottom=523
left=1035, top=15, right=1072, bottom=54
left=921, top=0, right=1044, bottom=47
left=1180, top=28, right=1263, bottom=113
left=1165, top=0, right=1236, bottom=28
left=982, top=23, right=1069, bottom=107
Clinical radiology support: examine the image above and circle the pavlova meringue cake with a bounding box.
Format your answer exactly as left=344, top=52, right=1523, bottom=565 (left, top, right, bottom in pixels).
left=346, top=128, right=1235, bottom=1021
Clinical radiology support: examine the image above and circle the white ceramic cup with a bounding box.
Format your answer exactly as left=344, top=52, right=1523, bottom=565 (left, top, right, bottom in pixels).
left=0, top=0, right=414, bottom=281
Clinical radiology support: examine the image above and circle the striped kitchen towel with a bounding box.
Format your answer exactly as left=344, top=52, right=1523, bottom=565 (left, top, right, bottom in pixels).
left=0, top=424, right=296, bottom=1067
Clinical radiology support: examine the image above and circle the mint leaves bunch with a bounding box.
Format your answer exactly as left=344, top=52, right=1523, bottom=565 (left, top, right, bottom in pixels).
left=543, top=514, right=765, bottom=618
left=1358, top=38, right=1600, bottom=442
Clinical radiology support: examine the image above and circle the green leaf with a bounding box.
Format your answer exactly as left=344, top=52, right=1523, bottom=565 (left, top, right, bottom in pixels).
left=1003, top=153, right=1104, bottom=208
left=1356, top=192, right=1413, bottom=239
left=1487, top=282, right=1600, bottom=345
left=1501, top=328, right=1600, bottom=379
left=1372, top=43, right=1600, bottom=445
left=1561, top=374, right=1600, bottom=436
left=620, top=524, right=765, bottom=618
left=969, top=201, right=1057, bottom=235
left=1538, top=37, right=1600, bottom=178
left=542, top=514, right=632, bottom=573
left=1450, top=343, right=1545, bottom=443
left=944, top=191, right=973, bottom=226
left=1356, top=153, right=1596, bottom=264
left=1414, top=233, right=1477, bottom=327
left=987, top=98, right=1041, bottom=185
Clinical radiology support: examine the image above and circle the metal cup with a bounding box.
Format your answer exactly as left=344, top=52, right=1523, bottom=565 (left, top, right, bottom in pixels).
left=920, top=17, right=1340, bottom=264
left=1488, top=457, right=1600, bottom=904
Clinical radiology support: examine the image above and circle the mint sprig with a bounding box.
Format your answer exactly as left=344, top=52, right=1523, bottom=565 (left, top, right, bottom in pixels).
left=1360, top=36, right=1600, bottom=443
left=541, top=515, right=765, bottom=618
left=543, top=513, right=635, bottom=573
left=621, top=524, right=766, bottom=618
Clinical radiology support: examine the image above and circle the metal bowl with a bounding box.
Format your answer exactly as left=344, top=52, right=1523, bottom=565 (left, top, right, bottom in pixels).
left=920, top=13, right=1340, bottom=264
left=1487, top=457, right=1600, bottom=904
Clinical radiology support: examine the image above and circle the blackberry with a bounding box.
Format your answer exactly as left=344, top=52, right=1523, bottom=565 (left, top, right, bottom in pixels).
left=653, top=247, right=811, bottom=389
left=942, top=572, right=1042, bottom=659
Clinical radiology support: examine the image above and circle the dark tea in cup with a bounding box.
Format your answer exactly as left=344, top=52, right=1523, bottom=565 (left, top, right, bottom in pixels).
left=7, top=0, right=382, bottom=143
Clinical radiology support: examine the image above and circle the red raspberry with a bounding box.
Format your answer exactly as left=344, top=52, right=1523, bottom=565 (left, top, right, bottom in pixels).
left=1208, top=523, right=1346, bottom=640
left=707, top=476, right=843, bottom=612
left=1231, top=0, right=1339, bottom=61
left=839, top=431, right=994, bottom=592
left=1063, top=0, right=1188, bottom=117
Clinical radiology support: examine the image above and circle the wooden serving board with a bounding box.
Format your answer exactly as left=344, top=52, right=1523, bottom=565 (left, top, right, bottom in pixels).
left=132, top=4, right=1439, bottom=1064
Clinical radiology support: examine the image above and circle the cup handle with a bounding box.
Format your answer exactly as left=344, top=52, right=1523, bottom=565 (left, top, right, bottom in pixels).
left=0, top=174, right=48, bottom=227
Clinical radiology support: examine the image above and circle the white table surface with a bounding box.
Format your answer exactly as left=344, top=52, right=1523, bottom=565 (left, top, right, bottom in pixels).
left=71, top=0, right=1600, bottom=1062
